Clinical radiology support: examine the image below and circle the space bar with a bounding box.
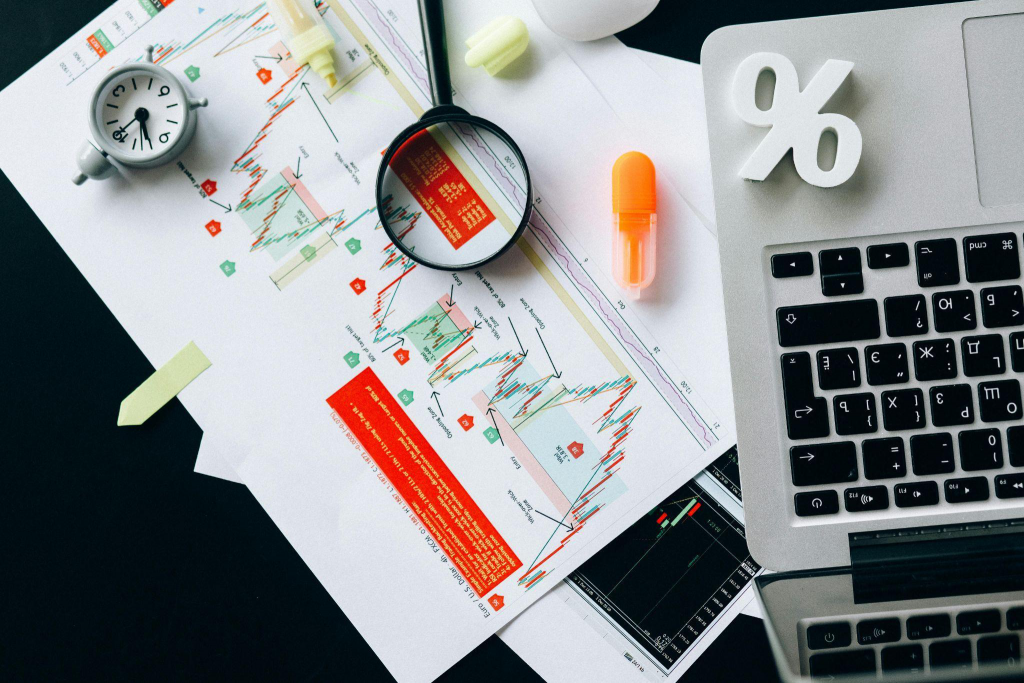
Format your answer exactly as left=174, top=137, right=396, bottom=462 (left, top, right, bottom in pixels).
left=777, top=300, right=880, bottom=347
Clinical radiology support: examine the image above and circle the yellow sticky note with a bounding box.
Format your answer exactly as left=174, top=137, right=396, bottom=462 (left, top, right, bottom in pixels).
left=118, top=341, right=211, bottom=426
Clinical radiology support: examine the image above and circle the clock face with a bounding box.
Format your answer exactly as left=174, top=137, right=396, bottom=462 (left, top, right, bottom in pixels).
left=94, top=68, right=187, bottom=161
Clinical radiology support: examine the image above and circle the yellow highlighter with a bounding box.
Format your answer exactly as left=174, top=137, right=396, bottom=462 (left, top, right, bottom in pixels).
left=612, top=151, right=657, bottom=299
left=266, top=0, right=338, bottom=88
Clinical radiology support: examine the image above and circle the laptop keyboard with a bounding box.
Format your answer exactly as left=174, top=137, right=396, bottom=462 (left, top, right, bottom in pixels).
left=802, top=604, right=1023, bottom=677
left=769, top=230, right=1024, bottom=522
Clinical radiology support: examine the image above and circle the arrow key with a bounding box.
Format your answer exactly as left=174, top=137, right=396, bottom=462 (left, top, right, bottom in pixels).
left=868, top=242, right=910, bottom=269
left=771, top=251, right=813, bottom=278
left=822, top=273, right=863, bottom=296
left=995, top=472, right=1024, bottom=499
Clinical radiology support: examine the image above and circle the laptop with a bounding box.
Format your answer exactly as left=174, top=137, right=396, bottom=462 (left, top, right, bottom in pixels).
left=701, top=1, right=1024, bottom=679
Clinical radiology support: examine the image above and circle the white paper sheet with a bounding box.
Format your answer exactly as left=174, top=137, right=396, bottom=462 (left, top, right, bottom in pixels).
left=0, top=0, right=735, bottom=680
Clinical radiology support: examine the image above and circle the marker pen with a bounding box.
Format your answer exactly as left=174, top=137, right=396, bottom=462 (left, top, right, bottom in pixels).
left=612, top=151, right=657, bottom=299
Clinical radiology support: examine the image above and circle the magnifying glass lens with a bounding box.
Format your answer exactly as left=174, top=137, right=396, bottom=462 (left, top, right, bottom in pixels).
left=378, top=117, right=530, bottom=269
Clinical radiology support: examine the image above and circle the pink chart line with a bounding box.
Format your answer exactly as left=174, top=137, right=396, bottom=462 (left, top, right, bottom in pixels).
left=352, top=0, right=431, bottom=95
left=527, top=211, right=717, bottom=449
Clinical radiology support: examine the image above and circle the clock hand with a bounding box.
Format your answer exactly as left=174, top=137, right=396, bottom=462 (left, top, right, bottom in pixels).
left=140, top=118, right=152, bottom=150
left=113, top=116, right=139, bottom=140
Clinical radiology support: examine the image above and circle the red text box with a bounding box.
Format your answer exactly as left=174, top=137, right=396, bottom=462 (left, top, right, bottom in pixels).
left=390, top=130, right=496, bottom=250
left=328, top=368, right=521, bottom=596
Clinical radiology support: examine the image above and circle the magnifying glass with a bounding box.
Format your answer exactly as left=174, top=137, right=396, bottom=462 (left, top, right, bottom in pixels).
left=376, top=0, right=533, bottom=270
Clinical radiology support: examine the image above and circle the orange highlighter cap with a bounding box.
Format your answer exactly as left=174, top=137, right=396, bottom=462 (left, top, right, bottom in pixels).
left=612, top=151, right=657, bottom=299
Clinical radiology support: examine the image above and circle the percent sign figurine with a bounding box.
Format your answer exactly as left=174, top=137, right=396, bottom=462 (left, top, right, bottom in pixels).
left=732, top=53, right=862, bottom=188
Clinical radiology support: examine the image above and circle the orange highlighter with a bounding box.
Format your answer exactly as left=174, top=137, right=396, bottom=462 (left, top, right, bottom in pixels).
left=612, top=151, right=657, bottom=299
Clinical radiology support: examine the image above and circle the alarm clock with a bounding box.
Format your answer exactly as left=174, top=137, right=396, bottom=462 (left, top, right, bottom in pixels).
left=72, top=46, right=208, bottom=185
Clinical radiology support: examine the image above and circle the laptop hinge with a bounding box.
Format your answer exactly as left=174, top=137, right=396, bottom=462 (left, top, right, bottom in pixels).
left=848, top=519, right=1024, bottom=603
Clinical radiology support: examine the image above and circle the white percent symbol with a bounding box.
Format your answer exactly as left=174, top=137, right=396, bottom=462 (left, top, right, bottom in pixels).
left=733, top=53, right=863, bottom=188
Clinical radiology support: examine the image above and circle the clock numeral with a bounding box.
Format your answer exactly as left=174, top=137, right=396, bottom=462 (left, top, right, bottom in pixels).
left=159, top=132, right=170, bottom=144
left=158, top=85, right=171, bottom=97
left=113, top=84, right=125, bottom=97
left=113, top=129, right=127, bottom=142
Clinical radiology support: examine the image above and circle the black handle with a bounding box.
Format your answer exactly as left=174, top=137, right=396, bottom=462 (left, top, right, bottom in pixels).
left=418, top=0, right=452, bottom=107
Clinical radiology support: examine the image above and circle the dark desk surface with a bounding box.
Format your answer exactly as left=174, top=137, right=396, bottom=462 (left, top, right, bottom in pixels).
left=3, top=0, right=944, bottom=680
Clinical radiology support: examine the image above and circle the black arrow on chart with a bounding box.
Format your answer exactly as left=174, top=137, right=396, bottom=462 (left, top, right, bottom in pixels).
left=254, top=55, right=283, bottom=63
left=445, top=284, right=455, bottom=308
left=382, top=336, right=406, bottom=353
left=486, top=408, right=504, bottom=445
left=294, top=156, right=303, bottom=179
left=431, top=391, right=443, bottom=417
left=535, top=509, right=573, bottom=532
left=210, top=199, right=232, bottom=213
left=301, top=81, right=338, bottom=142
left=507, top=317, right=527, bottom=358
left=535, top=328, right=561, bottom=379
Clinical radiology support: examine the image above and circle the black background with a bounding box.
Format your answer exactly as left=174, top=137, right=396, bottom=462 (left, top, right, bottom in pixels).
left=2, top=0, right=946, bottom=680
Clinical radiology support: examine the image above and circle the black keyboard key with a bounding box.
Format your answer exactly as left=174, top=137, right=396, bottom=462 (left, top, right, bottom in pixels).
left=881, top=389, right=925, bottom=430
left=868, top=243, right=910, bottom=269
left=913, top=338, right=957, bottom=381
left=845, top=485, right=889, bottom=512
left=820, top=247, right=861, bottom=275
left=933, top=290, right=977, bottom=332
left=858, top=617, right=901, bottom=645
left=929, top=384, right=974, bottom=426
left=995, top=473, right=1024, bottom=499
left=981, top=285, right=1024, bottom=328
left=963, top=334, right=1006, bottom=376
left=834, top=393, right=877, bottom=435
left=1009, top=426, right=1024, bottom=467
left=916, top=238, right=960, bottom=287
left=807, top=622, right=852, bottom=650
left=822, top=279, right=862, bottom=300
left=979, top=379, right=1022, bottom=422
left=978, top=634, right=1020, bottom=666
left=959, top=429, right=1004, bottom=471
left=911, top=433, right=956, bottom=475
left=881, top=644, right=923, bottom=673
left=957, top=609, right=1001, bottom=635
left=945, top=476, right=990, bottom=503
left=795, top=490, right=840, bottom=516
left=863, top=437, right=907, bottom=480
left=964, top=232, right=1020, bottom=282
left=791, top=443, right=858, bottom=486
left=1008, top=608, right=1024, bottom=631
left=866, top=343, right=909, bottom=385
left=809, top=650, right=875, bottom=678
left=781, top=353, right=829, bottom=440
left=772, top=252, right=813, bottom=278
left=929, top=639, right=972, bottom=669
left=907, top=614, right=951, bottom=640
left=817, top=348, right=861, bottom=390
left=895, top=481, right=939, bottom=507
left=777, top=300, right=880, bottom=347
left=884, top=294, right=928, bottom=337
left=1010, top=332, right=1024, bottom=372
left=822, top=273, right=863, bottom=296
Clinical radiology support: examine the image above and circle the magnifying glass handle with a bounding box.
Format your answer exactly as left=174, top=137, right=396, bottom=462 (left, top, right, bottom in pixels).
left=418, top=0, right=453, bottom=107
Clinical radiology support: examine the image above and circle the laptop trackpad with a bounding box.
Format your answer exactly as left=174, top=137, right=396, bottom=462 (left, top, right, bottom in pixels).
left=962, top=13, right=1024, bottom=207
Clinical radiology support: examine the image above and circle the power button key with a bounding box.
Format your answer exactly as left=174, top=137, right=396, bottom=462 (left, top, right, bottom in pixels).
left=808, top=622, right=852, bottom=650
left=795, top=490, right=840, bottom=517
